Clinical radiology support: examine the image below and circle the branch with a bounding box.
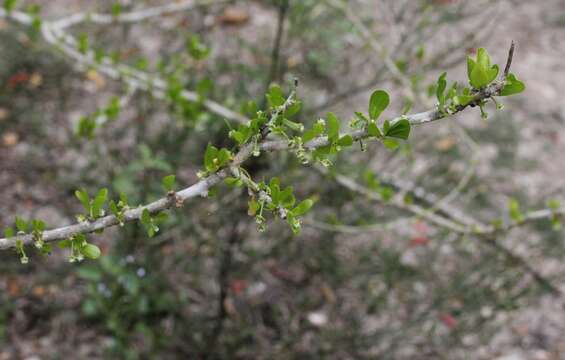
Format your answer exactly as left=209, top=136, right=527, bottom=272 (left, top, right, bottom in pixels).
left=315, top=166, right=467, bottom=233
left=52, top=0, right=226, bottom=29
left=313, top=167, right=563, bottom=295
left=0, top=8, right=250, bottom=125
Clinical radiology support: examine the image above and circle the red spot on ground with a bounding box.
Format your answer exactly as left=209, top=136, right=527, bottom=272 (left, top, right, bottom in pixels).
left=439, top=313, right=458, bottom=329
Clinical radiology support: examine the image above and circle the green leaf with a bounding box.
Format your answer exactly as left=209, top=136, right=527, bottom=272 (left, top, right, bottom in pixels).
left=326, top=112, right=340, bottom=142
left=286, top=213, right=301, bottom=235
left=154, top=212, right=168, bottom=224
left=500, top=73, right=525, bottom=96
left=78, top=33, right=89, bottom=54
left=470, top=62, right=489, bottom=89
left=302, top=120, right=325, bottom=143
left=454, top=95, right=475, bottom=107
left=141, top=208, right=151, bottom=226
left=58, top=239, right=72, bottom=249
left=466, top=56, right=476, bottom=83
left=436, top=72, right=447, bottom=108
left=468, top=48, right=498, bottom=89
left=216, top=148, right=232, bottom=168
left=4, top=0, right=17, bottom=12
left=369, top=90, right=390, bottom=120
left=384, top=119, right=411, bottom=140
left=229, top=125, right=251, bottom=145
left=111, top=2, right=122, bottom=17
left=508, top=198, right=524, bottom=222
left=266, top=84, right=285, bottom=108
left=162, top=175, right=176, bottom=192
left=81, top=243, right=101, bottom=259
left=15, top=216, right=28, bottom=233
left=224, top=177, right=243, bottom=187
left=367, top=121, right=382, bottom=138
left=105, top=96, right=121, bottom=120
left=248, top=198, right=260, bottom=216
left=204, top=144, right=218, bottom=172
left=109, top=200, right=119, bottom=214
left=91, top=188, right=108, bottom=218
left=269, top=178, right=281, bottom=205
left=284, top=101, right=302, bottom=118
left=75, top=189, right=91, bottom=213
left=77, top=116, right=97, bottom=139
left=476, top=48, right=491, bottom=70
left=186, top=35, right=210, bottom=60
left=487, top=64, right=499, bottom=84
left=279, top=187, right=295, bottom=208
left=548, top=199, right=561, bottom=211
left=283, top=119, right=304, bottom=132
left=292, top=199, right=314, bottom=216
left=32, top=219, right=45, bottom=232
left=337, top=134, right=353, bottom=147
left=383, top=139, right=400, bottom=151
left=4, top=227, right=14, bottom=238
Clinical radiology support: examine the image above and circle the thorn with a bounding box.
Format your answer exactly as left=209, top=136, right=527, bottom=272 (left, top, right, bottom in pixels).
left=504, top=41, right=515, bottom=77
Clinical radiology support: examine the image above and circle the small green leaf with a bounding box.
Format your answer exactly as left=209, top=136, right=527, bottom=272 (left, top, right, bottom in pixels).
left=470, top=63, right=489, bottom=89
left=248, top=198, right=260, bottom=216
left=284, top=101, right=302, bottom=118
left=292, top=199, right=314, bottom=216
left=283, top=119, right=304, bottom=132
left=468, top=48, right=498, bottom=89
left=154, top=212, right=168, bottom=224
left=337, top=134, right=353, bottom=147
left=78, top=33, right=89, bottom=54
left=58, top=239, right=72, bottom=249
left=367, top=122, right=382, bottom=138
left=508, top=198, right=524, bottom=222
left=369, top=90, right=390, bottom=120
left=224, top=177, right=243, bottom=187
left=383, top=138, right=400, bottom=151
left=4, top=0, right=17, bottom=12
left=266, top=84, right=285, bottom=108
left=454, top=95, right=475, bottom=106
left=466, top=56, right=475, bottom=81
left=384, top=119, right=411, bottom=140
left=302, top=120, right=325, bottom=143
left=436, top=72, right=447, bottom=110
left=204, top=144, right=218, bottom=172
left=162, top=175, right=176, bottom=192
left=141, top=208, right=151, bottom=226
left=229, top=125, right=251, bottom=145
left=279, top=186, right=295, bottom=208
left=326, top=112, right=340, bottom=142
left=111, top=2, right=122, bottom=17
left=15, top=216, right=28, bottom=233
left=186, top=35, right=210, bottom=60
left=75, top=189, right=91, bottom=213
left=269, top=178, right=281, bottom=205
left=216, top=148, right=232, bottom=168
left=4, top=227, right=14, bottom=238
left=548, top=199, right=561, bottom=211
left=32, top=219, right=45, bottom=232
left=77, top=116, right=97, bottom=139
left=500, top=73, right=525, bottom=96
left=105, top=96, right=121, bottom=120
left=487, top=64, right=499, bottom=84
left=91, top=188, right=108, bottom=218
left=81, top=243, right=101, bottom=259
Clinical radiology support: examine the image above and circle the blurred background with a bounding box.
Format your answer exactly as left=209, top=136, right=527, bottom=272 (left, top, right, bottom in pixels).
left=1, top=0, right=565, bottom=358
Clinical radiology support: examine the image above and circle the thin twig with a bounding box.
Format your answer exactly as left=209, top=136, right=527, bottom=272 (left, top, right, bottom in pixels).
left=266, top=0, right=290, bottom=87
left=504, top=40, right=515, bottom=77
